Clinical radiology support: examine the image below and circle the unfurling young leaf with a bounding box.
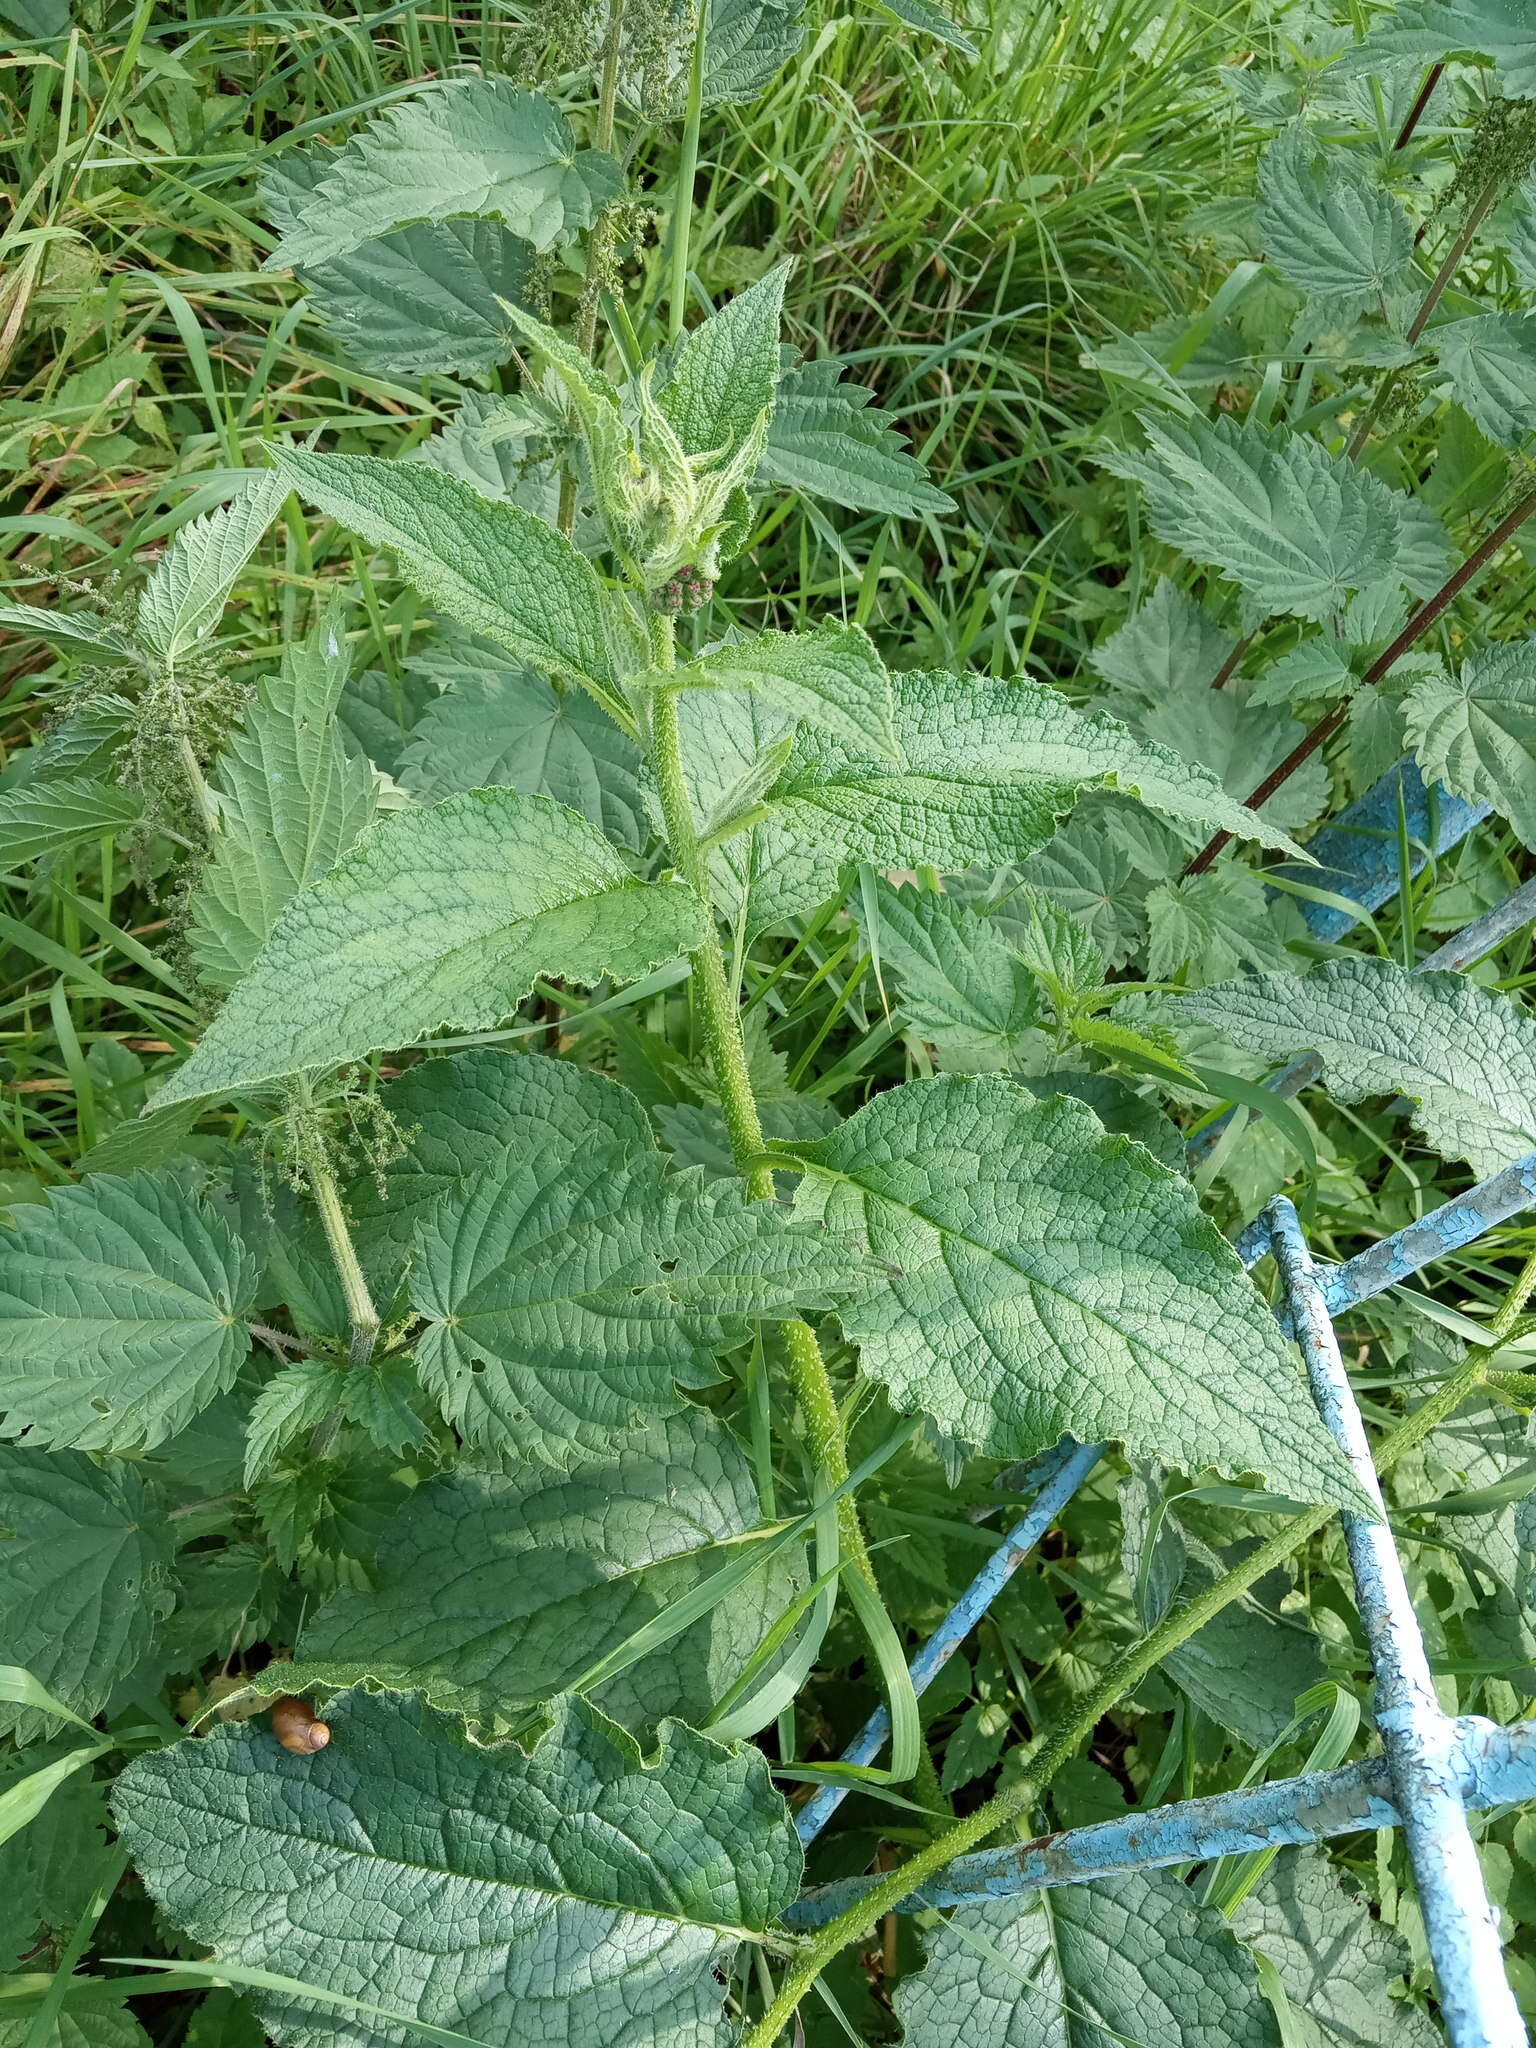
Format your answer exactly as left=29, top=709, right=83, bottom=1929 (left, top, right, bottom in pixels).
left=159, top=791, right=706, bottom=1105
left=113, top=1687, right=801, bottom=2048
left=657, top=261, right=791, bottom=461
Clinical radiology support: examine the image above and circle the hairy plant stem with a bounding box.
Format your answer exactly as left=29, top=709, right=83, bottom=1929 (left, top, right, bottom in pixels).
left=1183, top=484, right=1536, bottom=877
left=667, top=0, right=709, bottom=343
left=175, top=730, right=219, bottom=839
left=291, top=1078, right=379, bottom=1370
left=744, top=1345, right=1491, bottom=2046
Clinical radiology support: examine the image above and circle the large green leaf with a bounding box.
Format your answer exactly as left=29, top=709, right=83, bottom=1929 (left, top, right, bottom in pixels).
left=297, top=217, right=532, bottom=378
left=1256, top=128, right=1414, bottom=318
left=686, top=668, right=1305, bottom=936
left=136, top=474, right=288, bottom=666
left=670, top=618, right=898, bottom=759
left=1404, top=639, right=1536, bottom=849
left=188, top=601, right=379, bottom=988
left=271, top=448, right=636, bottom=702
left=0, top=1169, right=257, bottom=1454
left=790, top=1076, right=1361, bottom=1508
left=1171, top=957, right=1536, bottom=1174
left=0, top=1450, right=174, bottom=1743
left=638, top=0, right=808, bottom=112
left=158, top=791, right=705, bottom=1106
left=397, top=635, right=645, bottom=847
left=1137, top=677, right=1329, bottom=831
left=1099, top=413, right=1402, bottom=623
left=0, top=776, right=142, bottom=870
left=1334, top=1, right=1536, bottom=98
left=264, top=81, right=623, bottom=269
left=1434, top=311, right=1536, bottom=449
left=896, top=1868, right=1279, bottom=2047
left=658, top=263, right=790, bottom=460
left=258, top=1410, right=799, bottom=1734
left=113, top=1686, right=801, bottom=2048
left=757, top=355, right=955, bottom=517
left=410, top=1096, right=872, bottom=1463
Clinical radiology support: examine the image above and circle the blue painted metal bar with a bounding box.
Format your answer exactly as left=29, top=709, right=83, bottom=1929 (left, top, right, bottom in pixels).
left=784, top=1715, right=1536, bottom=1925
left=794, top=1438, right=1104, bottom=1844
left=1267, top=1196, right=1522, bottom=2047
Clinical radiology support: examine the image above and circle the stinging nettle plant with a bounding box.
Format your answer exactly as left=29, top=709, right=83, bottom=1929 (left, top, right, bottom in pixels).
left=9, top=2, right=1536, bottom=2043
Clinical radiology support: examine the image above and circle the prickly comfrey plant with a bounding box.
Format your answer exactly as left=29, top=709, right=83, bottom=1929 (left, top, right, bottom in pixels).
left=8, top=8, right=1536, bottom=2048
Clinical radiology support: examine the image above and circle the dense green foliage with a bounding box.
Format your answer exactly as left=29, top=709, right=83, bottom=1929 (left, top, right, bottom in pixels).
left=6, top=1, right=1536, bottom=2042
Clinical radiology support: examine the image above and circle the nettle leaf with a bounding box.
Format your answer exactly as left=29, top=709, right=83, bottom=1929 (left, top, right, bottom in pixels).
left=136, top=473, right=288, bottom=665
left=0, top=604, right=140, bottom=668
left=335, top=664, right=437, bottom=777
left=1171, top=957, right=1536, bottom=1174
left=1099, top=413, right=1402, bottom=623
left=114, top=1686, right=801, bottom=2048
left=1334, top=1, right=1536, bottom=99
left=1138, top=678, right=1329, bottom=831
left=1404, top=639, right=1536, bottom=849
left=158, top=792, right=705, bottom=1106
left=896, top=1868, right=1278, bottom=2048
left=658, top=262, right=790, bottom=460
left=296, top=217, right=532, bottom=379
left=1230, top=1849, right=1440, bottom=2048
left=262, top=1409, right=799, bottom=1734
left=0, top=2008, right=153, bottom=2048
left=0, top=1169, right=257, bottom=1454
left=271, top=448, right=638, bottom=703
left=671, top=618, right=898, bottom=759
left=638, top=0, right=808, bottom=112
left=0, top=1449, right=174, bottom=1743
left=758, top=355, right=956, bottom=517
left=1434, top=311, right=1536, bottom=449
left=688, top=670, right=1303, bottom=938
left=1091, top=578, right=1236, bottom=710
left=790, top=1077, right=1361, bottom=1508
left=1257, top=127, right=1414, bottom=318
left=874, top=0, right=977, bottom=56
left=264, top=81, right=623, bottom=270
left=410, top=1100, right=871, bottom=1464
left=862, top=880, right=1039, bottom=1066
left=188, top=601, right=380, bottom=988
left=0, top=775, right=142, bottom=870
left=1507, top=171, right=1536, bottom=294
left=1145, top=867, right=1294, bottom=984
left=398, top=634, right=645, bottom=848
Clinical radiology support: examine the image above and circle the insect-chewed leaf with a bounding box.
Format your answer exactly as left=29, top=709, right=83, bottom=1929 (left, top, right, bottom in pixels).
left=188, top=600, right=379, bottom=988
left=0, top=1449, right=174, bottom=1744
left=672, top=618, right=898, bottom=759
left=136, top=473, right=288, bottom=665
left=251, top=1408, right=801, bottom=1735
left=657, top=263, right=790, bottom=461
left=270, top=448, right=637, bottom=702
left=296, top=217, right=533, bottom=379
left=409, top=1090, right=874, bottom=1465
left=687, top=668, right=1305, bottom=938
left=1403, top=638, right=1536, bottom=849
left=895, top=1868, right=1279, bottom=2048
left=1332, top=0, right=1536, bottom=99
left=1170, top=956, right=1536, bottom=1175
left=1434, top=311, right=1536, bottom=450
left=113, top=1687, right=801, bottom=2048
left=0, top=1169, right=258, bottom=1454
left=789, top=1076, right=1363, bottom=1509
left=263, top=80, right=623, bottom=269
left=157, top=792, right=705, bottom=1106
left=758, top=354, right=955, bottom=518
left=1256, top=127, right=1414, bottom=317
left=0, top=776, right=142, bottom=871
left=1098, top=412, right=1402, bottom=623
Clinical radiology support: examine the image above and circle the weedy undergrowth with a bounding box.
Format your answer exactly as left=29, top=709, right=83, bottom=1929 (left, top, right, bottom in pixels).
left=7, top=1, right=1536, bottom=2043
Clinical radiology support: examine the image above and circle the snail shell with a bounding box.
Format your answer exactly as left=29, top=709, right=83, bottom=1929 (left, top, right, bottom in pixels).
left=271, top=1695, right=331, bottom=1754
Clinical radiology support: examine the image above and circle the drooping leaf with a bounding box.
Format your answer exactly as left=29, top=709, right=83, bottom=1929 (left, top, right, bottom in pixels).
left=113, top=1686, right=801, bottom=2048
left=670, top=618, right=898, bottom=759
left=1256, top=128, right=1414, bottom=318
left=790, top=1077, right=1361, bottom=1508
left=0, top=1449, right=174, bottom=1743
left=0, top=603, right=140, bottom=668
left=1404, top=639, right=1536, bottom=849
left=658, top=263, right=790, bottom=460
left=188, top=600, right=380, bottom=988
left=295, top=217, right=532, bottom=378
left=409, top=1096, right=872, bottom=1463
left=271, top=447, right=637, bottom=703
left=1229, top=1849, right=1441, bottom=2046
left=1171, top=957, right=1536, bottom=1173
left=264, top=81, right=623, bottom=270
left=1434, top=311, right=1536, bottom=449
left=895, top=1867, right=1279, bottom=2047
left=136, top=473, right=288, bottom=665
left=1099, top=413, right=1403, bottom=623
left=397, top=634, right=645, bottom=848
left=1334, top=1, right=1536, bottom=99
left=758, top=355, right=956, bottom=517
left=862, top=880, right=1038, bottom=1066
left=260, top=1410, right=800, bottom=1734
left=0, top=776, right=142, bottom=870
left=157, top=791, right=706, bottom=1106
left=0, top=1170, right=257, bottom=1454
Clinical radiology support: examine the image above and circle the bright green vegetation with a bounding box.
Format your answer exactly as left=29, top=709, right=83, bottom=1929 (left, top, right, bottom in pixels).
left=6, top=2, right=1536, bottom=2043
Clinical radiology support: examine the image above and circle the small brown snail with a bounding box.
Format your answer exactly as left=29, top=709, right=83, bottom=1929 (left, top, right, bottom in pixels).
left=271, top=1695, right=331, bottom=1754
